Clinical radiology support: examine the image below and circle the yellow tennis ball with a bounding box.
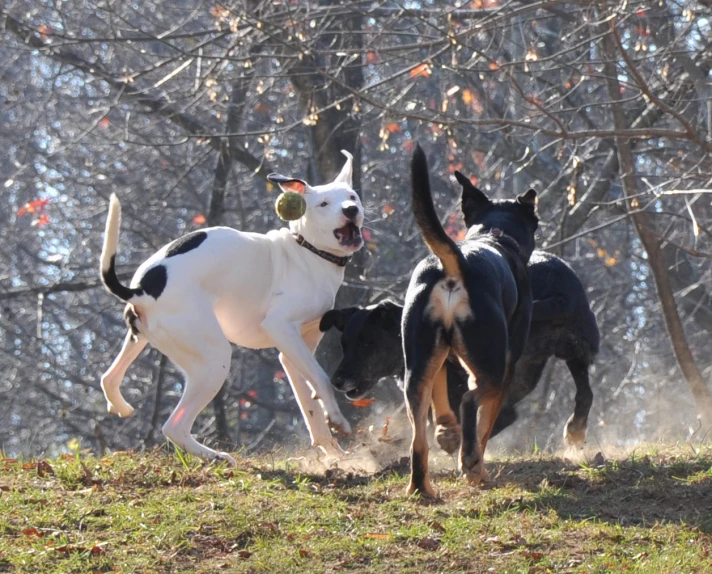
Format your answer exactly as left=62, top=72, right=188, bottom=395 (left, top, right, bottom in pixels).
left=275, top=191, right=307, bottom=221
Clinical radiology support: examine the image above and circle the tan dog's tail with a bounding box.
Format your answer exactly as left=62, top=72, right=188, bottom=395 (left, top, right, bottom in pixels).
left=411, top=145, right=465, bottom=279
left=100, top=194, right=138, bottom=301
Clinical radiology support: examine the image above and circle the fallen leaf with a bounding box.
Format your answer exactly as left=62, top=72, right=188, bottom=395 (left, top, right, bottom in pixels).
left=36, top=460, right=54, bottom=477
left=22, top=527, right=44, bottom=538
left=351, top=398, right=375, bottom=408
left=299, top=548, right=309, bottom=558
left=238, top=550, right=252, bottom=559
left=430, top=520, right=446, bottom=533
left=90, top=542, right=107, bottom=555
left=418, top=537, right=441, bottom=551
left=382, top=204, right=395, bottom=216
left=364, top=533, right=390, bottom=540
left=98, top=117, right=111, bottom=129
left=193, top=214, right=207, bottom=225
left=410, top=63, right=432, bottom=78
left=53, top=544, right=83, bottom=554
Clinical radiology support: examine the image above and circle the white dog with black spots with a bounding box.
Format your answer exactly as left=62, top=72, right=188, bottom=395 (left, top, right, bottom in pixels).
left=99, top=151, right=363, bottom=464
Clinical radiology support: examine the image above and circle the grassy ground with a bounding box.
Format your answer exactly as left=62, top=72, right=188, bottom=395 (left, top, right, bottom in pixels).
left=1, top=442, right=711, bottom=573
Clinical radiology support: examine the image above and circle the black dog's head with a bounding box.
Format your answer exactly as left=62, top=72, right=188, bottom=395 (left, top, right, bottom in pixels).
left=319, top=300, right=404, bottom=400
left=455, top=171, right=539, bottom=260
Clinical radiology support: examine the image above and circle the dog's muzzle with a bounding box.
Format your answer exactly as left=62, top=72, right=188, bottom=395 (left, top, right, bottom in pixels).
left=333, top=222, right=363, bottom=249
left=332, top=372, right=375, bottom=400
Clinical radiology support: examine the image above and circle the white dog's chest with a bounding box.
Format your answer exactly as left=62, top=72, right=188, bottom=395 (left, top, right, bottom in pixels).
left=214, top=278, right=339, bottom=349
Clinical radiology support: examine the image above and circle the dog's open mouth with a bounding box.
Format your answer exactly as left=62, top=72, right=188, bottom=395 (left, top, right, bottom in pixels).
left=334, top=222, right=362, bottom=249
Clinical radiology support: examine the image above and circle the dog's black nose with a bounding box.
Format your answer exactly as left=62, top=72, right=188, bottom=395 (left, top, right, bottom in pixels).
left=342, top=205, right=359, bottom=219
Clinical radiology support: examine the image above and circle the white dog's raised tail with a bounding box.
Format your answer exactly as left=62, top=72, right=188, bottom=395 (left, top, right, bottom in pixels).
left=100, top=194, right=136, bottom=301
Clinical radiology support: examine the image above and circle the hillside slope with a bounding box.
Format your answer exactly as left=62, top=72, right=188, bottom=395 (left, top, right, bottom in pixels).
left=1, top=445, right=711, bottom=573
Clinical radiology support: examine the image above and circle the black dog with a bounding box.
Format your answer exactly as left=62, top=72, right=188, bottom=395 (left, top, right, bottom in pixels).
left=402, top=146, right=539, bottom=497
left=320, top=251, right=599, bottom=450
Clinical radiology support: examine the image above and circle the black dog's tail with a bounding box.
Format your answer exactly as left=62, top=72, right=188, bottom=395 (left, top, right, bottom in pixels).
left=411, top=144, right=465, bottom=279
left=100, top=194, right=139, bottom=302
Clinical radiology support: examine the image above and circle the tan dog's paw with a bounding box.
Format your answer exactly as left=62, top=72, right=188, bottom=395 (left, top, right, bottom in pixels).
left=435, top=415, right=461, bottom=454
left=459, top=451, right=489, bottom=485
left=405, top=480, right=439, bottom=501
left=564, top=414, right=587, bottom=445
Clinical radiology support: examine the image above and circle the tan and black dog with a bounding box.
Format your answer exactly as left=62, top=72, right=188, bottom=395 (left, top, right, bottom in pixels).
left=402, top=145, right=538, bottom=497
left=319, top=249, right=599, bottom=450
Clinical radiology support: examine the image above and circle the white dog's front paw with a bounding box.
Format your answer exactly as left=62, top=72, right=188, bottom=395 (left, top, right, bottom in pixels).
left=107, top=401, right=134, bottom=418
left=317, top=438, right=346, bottom=460
left=213, top=452, right=237, bottom=467
left=326, top=413, right=352, bottom=436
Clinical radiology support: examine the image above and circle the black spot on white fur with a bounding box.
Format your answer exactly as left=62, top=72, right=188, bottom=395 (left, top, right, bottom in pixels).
left=166, top=231, right=207, bottom=258
left=102, top=255, right=136, bottom=301
left=138, top=265, right=167, bottom=299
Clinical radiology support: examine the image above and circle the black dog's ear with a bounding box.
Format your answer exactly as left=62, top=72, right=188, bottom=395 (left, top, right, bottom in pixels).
left=455, top=171, right=490, bottom=216
left=319, top=307, right=359, bottom=332
left=517, top=188, right=538, bottom=216
left=372, top=300, right=404, bottom=333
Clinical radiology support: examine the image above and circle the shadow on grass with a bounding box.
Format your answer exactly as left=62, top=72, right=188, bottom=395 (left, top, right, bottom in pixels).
left=254, top=452, right=712, bottom=530
left=479, top=454, right=712, bottom=532
left=252, top=455, right=412, bottom=490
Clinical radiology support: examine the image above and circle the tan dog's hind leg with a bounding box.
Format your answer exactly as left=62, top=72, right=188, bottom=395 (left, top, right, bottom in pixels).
left=405, top=345, right=449, bottom=499
left=431, top=364, right=461, bottom=454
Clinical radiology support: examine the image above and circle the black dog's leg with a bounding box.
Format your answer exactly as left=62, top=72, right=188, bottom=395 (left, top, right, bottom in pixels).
left=490, top=358, right=548, bottom=439
left=489, top=404, right=518, bottom=438
left=563, top=358, right=593, bottom=445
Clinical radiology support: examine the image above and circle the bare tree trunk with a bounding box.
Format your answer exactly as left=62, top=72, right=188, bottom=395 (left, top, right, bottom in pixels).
left=207, top=77, right=253, bottom=445
left=284, top=7, right=367, bottom=380
left=601, top=20, right=712, bottom=423
left=145, top=352, right=168, bottom=445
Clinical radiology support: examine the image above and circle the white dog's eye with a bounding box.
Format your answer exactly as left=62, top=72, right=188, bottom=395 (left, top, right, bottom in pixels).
left=350, top=195, right=357, bottom=201
left=319, top=201, right=328, bottom=207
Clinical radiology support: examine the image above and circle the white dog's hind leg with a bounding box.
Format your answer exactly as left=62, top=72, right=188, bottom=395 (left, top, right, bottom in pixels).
left=262, top=317, right=351, bottom=436
left=101, top=331, right=147, bottom=418
left=158, top=314, right=236, bottom=466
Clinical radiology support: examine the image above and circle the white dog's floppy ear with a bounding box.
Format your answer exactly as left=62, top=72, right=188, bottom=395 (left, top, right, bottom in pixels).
left=333, top=150, right=353, bottom=188
left=267, top=173, right=308, bottom=194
